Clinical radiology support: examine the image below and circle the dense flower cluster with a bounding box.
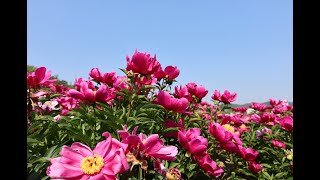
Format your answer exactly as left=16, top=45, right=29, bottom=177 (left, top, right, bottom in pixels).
left=27, top=50, right=293, bottom=179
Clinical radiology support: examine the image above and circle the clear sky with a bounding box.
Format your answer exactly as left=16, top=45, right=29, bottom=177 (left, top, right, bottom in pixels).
left=27, top=0, right=293, bottom=104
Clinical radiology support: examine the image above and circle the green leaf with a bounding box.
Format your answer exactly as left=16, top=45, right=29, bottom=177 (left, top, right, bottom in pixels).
left=274, top=172, right=287, bottom=179
left=261, top=163, right=272, bottom=168
left=44, top=145, right=60, bottom=158
left=27, top=137, right=40, bottom=144
left=261, top=171, right=272, bottom=180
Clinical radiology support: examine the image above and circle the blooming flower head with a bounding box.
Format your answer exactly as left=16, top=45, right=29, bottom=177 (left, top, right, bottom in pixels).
left=154, top=90, right=189, bottom=113
left=279, top=116, right=293, bottom=132
left=211, top=90, right=237, bottom=104
left=271, top=139, right=286, bottom=149
left=195, top=154, right=224, bottom=178
left=89, top=68, right=117, bottom=85
left=117, top=125, right=178, bottom=171
left=126, top=49, right=161, bottom=75
left=178, top=128, right=208, bottom=157
left=46, top=132, right=129, bottom=180
left=27, top=66, right=56, bottom=88
left=68, top=82, right=115, bottom=103
left=155, top=66, right=180, bottom=81
left=248, top=161, right=263, bottom=174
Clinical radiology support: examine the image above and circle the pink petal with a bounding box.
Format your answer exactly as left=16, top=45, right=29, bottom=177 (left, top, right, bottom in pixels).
left=70, top=142, right=93, bottom=157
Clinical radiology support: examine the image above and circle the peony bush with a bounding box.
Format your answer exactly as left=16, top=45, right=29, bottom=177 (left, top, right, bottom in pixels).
left=27, top=50, right=293, bottom=180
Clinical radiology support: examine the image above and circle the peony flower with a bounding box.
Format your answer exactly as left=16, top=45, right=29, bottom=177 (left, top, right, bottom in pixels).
left=68, top=82, right=115, bottom=103
left=27, top=66, right=56, bottom=88
left=178, top=128, right=208, bottom=157
left=248, top=161, right=263, bottom=174
left=237, top=146, right=259, bottom=161
left=279, top=116, right=293, bottom=132
left=46, top=132, right=129, bottom=180
left=195, top=154, right=224, bottom=178
left=126, top=49, right=161, bottom=75
left=154, top=90, right=189, bottom=113
left=271, top=139, right=286, bottom=149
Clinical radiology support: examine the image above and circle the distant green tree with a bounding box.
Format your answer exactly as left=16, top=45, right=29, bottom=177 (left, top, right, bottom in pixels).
left=27, top=65, right=37, bottom=73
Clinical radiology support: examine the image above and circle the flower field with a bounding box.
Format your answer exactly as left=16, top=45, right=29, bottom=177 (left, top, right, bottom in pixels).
left=27, top=50, right=293, bottom=180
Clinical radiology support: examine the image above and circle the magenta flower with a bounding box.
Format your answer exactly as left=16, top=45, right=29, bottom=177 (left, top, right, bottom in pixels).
left=117, top=125, right=178, bottom=162
left=279, top=116, right=293, bottom=132
left=250, top=102, right=269, bottom=111
left=154, top=90, right=189, bottom=113
left=195, top=85, right=208, bottom=99
left=74, top=78, right=95, bottom=91
left=89, top=68, right=117, bottom=85
left=250, top=114, right=261, bottom=124
left=271, top=139, right=286, bottom=149
left=208, top=122, right=243, bottom=153
left=232, top=107, right=248, bottom=113
left=164, top=119, right=184, bottom=138
left=46, top=132, right=129, bottom=180
left=89, top=68, right=103, bottom=82
left=155, top=66, right=180, bottom=80
left=113, top=76, right=130, bottom=91
left=27, top=66, right=56, bottom=88
left=164, top=66, right=180, bottom=80
left=220, top=90, right=237, bottom=103
left=174, top=85, right=193, bottom=102
left=195, top=154, right=224, bottom=178
left=68, top=82, right=115, bottom=103
left=178, top=128, right=208, bottom=157
left=126, top=49, right=161, bottom=75
left=211, top=90, right=221, bottom=101
left=248, top=161, right=263, bottom=174
left=237, top=146, right=259, bottom=161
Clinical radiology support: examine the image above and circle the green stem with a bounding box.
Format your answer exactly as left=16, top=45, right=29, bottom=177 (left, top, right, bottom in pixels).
left=139, top=167, right=143, bottom=180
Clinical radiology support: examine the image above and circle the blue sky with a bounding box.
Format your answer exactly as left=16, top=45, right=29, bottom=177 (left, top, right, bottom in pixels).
left=27, top=0, right=293, bottom=104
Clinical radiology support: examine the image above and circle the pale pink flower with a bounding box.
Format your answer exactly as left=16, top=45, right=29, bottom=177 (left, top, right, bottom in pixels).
left=46, top=132, right=129, bottom=180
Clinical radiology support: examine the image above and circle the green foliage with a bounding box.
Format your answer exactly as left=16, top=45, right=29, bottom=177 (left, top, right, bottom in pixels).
left=27, top=64, right=293, bottom=179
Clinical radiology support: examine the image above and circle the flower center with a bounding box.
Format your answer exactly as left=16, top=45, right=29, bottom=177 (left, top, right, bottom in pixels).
left=222, top=124, right=235, bottom=133
left=80, top=155, right=104, bottom=175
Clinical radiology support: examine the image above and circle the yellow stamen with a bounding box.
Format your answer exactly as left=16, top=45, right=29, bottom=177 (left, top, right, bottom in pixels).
left=222, top=124, right=235, bottom=133
left=80, top=155, right=104, bottom=175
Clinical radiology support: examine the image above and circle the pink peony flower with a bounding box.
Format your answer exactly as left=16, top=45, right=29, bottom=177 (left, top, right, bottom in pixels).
left=195, top=154, right=224, bottom=178
left=174, top=85, right=193, bottom=102
left=271, top=139, right=286, bottom=149
left=89, top=68, right=117, bottom=85
left=68, top=82, right=115, bottom=103
left=46, top=132, right=129, bottom=180
left=117, top=125, right=178, bottom=162
left=164, top=119, right=184, bottom=138
left=154, top=90, right=189, bottom=113
left=248, top=161, right=263, bottom=174
left=237, top=146, right=259, bottom=161
left=178, top=128, right=208, bottom=157
left=27, top=66, right=56, bottom=88
left=211, top=90, right=236, bottom=103
left=279, top=116, right=293, bottom=132
left=126, top=49, right=161, bottom=75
